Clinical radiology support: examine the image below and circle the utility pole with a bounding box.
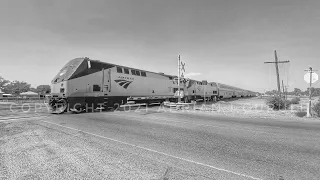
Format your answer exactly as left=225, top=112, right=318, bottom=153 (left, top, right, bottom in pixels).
left=178, top=55, right=181, bottom=103
left=264, top=50, right=290, bottom=98
left=304, top=67, right=318, bottom=117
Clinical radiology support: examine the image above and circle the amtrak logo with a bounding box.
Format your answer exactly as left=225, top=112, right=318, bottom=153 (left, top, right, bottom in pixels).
left=114, top=79, right=133, bottom=89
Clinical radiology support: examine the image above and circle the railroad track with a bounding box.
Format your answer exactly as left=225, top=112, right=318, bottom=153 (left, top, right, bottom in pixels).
left=0, top=114, right=53, bottom=122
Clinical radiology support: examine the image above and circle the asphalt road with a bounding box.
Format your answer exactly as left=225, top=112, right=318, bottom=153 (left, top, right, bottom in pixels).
left=1, top=107, right=320, bottom=179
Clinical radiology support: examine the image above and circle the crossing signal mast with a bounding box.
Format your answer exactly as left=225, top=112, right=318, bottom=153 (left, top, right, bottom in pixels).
left=177, top=55, right=186, bottom=103
left=264, top=50, right=290, bottom=98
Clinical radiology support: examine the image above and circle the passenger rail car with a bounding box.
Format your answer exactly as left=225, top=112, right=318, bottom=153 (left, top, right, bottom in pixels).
left=216, top=83, right=234, bottom=99
left=185, top=80, right=218, bottom=102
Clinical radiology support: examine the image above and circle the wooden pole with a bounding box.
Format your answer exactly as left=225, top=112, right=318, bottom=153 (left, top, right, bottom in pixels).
left=274, top=50, right=281, bottom=97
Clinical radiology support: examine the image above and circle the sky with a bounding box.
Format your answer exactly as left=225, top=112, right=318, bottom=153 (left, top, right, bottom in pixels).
left=1, top=0, right=320, bottom=93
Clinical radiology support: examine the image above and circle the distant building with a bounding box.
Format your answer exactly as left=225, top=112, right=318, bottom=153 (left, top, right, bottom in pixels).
left=20, top=91, right=39, bottom=99
left=2, top=94, right=13, bottom=98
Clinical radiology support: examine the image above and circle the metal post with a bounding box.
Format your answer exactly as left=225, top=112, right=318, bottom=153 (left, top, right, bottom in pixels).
left=304, top=66, right=318, bottom=117
left=178, top=55, right=181, bottom=103
left=308, top=67, right=312, bottom=117
left=101, top=68, right=104, bottom=92
left=203, top=85, right=206, bottom=104
left=202, top=80, right=207, bottom=104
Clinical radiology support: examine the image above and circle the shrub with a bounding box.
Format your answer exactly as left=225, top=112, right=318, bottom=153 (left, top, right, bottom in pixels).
left=295, top=111, right=307, bottom=117
left=312, top=100, right=320, bottom=117
left=290, top=97, right=300, bottom=104
left=266, top=96, right=291, bottom=110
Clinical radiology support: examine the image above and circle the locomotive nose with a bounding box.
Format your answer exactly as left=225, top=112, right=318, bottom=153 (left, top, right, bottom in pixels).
left=51, top=82, right=67, bottom=97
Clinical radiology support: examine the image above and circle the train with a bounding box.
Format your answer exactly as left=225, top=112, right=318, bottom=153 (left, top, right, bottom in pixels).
left=49, top=57, right=256, bottom=113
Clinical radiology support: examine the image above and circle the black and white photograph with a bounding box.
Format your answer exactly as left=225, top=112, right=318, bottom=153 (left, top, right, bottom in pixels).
left=1, top=0, right=320, bottom=179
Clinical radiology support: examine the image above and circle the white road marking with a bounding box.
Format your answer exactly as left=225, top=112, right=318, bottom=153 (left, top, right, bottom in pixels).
left=110, top=112, right=224, bottom=128
left=106, top=113, right=275, bottom=133
left=40, top=119, right=263, bottom=180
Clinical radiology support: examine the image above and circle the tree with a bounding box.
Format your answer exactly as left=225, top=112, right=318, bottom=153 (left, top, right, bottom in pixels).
left=304, top=87, right=314, bottom=96
left=0, top=76, right=9, bottom=90
left=293, top=88, right=302, bottom=96
left=30, top=87, right=37, bottom=92
left=3, top=81, right=31, bottom=95
left=312, top=88, right=320, bottom=96
left=265, top=90, right=278, bottom=96
left=36, top=85, right=51, bottom=95
left=302, top=87, right=320, bottom=97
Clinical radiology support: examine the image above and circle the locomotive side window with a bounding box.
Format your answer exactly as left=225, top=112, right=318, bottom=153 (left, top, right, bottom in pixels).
left=117, top=67, right=123, bottom=73
left=93, top=85, right=101, bottom=92
left=124, top=68, right=129, bottom=74
left=135, top=70, right=140, bottom=76
left=131, top=69, right=136, bottom=75
left=141, top=71, right=146, bottom=77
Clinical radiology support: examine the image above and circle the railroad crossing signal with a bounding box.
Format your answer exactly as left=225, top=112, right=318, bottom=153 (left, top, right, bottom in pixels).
left=304, top=67, right=318, bottom=117
left=181, top=61, right=185, bottom=72
left=304, top=72, right=318, bottom=84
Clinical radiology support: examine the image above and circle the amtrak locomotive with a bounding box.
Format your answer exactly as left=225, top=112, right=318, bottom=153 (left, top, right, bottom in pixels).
left=49, top=57, right=256, bottom=113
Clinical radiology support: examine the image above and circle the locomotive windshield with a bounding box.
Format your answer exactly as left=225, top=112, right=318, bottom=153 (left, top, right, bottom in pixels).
left=51, top=58, right=114, bottom=84
left=51, top=58, right=85, bottom=84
